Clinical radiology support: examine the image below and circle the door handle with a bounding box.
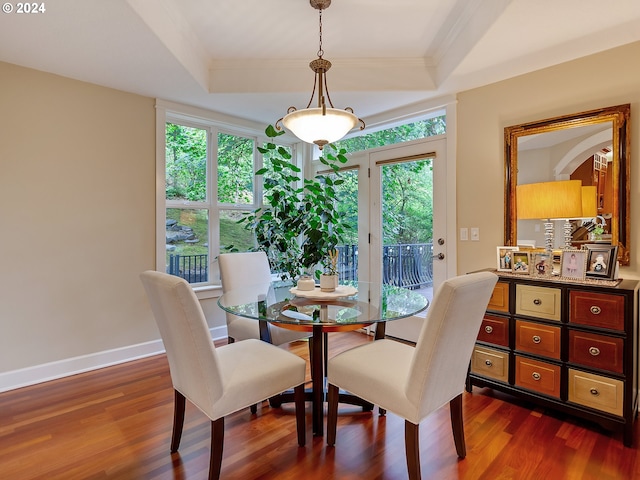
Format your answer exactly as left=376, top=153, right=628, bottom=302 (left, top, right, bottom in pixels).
left=435, top=253, right=445, bottom=260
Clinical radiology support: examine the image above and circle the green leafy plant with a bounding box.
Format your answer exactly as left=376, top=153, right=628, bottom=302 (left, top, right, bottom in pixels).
left=239, top=125, right=349, bottom=281
left=323, top=249, right=339, bottom=276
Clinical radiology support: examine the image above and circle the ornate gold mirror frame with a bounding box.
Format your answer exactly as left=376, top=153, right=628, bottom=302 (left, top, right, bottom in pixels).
left=505, top=104, right=630, bottom=265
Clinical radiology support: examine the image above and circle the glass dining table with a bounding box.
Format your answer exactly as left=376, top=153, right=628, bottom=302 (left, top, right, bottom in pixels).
left=217, top=280, right=429, bottom=436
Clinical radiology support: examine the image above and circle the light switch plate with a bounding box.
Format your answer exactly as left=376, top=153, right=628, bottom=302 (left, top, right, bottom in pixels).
left=460, top=227, right=468, bottom=241
left=470, top=227, right=480, bottom=241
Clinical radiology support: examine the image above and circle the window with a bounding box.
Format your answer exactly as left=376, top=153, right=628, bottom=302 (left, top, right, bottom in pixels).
left=157, top=101, right=445, bottom=287
left=330, top=114, right=446, bottom=155
left=163, top=119, right=264, bottom=284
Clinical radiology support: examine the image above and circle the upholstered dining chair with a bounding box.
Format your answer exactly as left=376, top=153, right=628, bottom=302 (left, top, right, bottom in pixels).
left=218, top=251, right=312, bottom=346
left=326, top=271, right=498, bottom=480
left=140, top=270, right=306, bottom=480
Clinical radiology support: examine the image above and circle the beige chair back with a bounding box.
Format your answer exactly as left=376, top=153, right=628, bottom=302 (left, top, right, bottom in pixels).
left=140, top=271, right=224, bottom=414
left=219, top=251, right=310, bottom=345
left=406, top=271, right=498, bottom=420
left=219, top=252, right=271, bottom=339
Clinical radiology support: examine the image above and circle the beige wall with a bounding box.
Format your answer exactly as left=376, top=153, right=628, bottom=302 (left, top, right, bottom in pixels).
left=456, top=41, right=640, bottom=279
left=3, top=39, right=640, bottom=388
left=0, top=62, right=158, bottom=374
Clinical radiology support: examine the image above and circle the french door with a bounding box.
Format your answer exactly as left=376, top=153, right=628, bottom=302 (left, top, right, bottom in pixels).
left=340, top=136, right=453, bottom=341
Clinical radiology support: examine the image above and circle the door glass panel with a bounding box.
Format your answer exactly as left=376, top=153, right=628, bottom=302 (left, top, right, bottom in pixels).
left=380, top=158, right=433, bottom=299
left=332, top=168, right=359, bottom=281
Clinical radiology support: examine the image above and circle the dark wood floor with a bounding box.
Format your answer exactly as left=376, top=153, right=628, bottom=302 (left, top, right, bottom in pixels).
left=1, top=331, right=639, bottom=479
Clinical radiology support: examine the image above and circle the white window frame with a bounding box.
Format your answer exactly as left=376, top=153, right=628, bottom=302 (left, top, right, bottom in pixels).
left=155, top=100, right=300, bottom=297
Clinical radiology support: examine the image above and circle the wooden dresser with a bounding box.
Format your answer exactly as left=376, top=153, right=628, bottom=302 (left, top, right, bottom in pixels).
left=466, top=271, right=639, bottom=446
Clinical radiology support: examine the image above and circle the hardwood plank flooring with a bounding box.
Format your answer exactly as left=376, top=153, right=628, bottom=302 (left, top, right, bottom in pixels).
left=1, top=331, right=638, bottom=479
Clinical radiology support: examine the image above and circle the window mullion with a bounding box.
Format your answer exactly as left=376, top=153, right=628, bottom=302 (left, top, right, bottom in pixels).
left=209, top=127, right=219, bottom=278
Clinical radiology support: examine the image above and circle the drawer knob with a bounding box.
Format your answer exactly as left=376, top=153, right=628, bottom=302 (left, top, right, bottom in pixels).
left=531, top=372, right=541, bottom=381
left=533, top=298, right=542, bottom=306
left=590, top=305, right=602, bottom=315
left=485, top=360, right=493, bottom=367
left=589, top=346, right=601, bottom=356
left=484, top=326, right=493, bottom=334
left=532, top=335, right=541, bottom=344
left=590, top=388, right=600, bottom=396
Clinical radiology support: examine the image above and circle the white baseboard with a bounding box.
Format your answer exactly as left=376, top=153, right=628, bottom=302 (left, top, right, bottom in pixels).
left=0, top=325, right=228, bottom=393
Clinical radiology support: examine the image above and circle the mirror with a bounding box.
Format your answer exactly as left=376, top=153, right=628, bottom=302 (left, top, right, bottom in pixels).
left=505, top=104, right=630, bottom=265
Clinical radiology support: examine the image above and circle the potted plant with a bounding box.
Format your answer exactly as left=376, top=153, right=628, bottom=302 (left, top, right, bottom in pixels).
left=320, top=249, right=339, bottom=292
left=239, top=125, right=349, bottom=282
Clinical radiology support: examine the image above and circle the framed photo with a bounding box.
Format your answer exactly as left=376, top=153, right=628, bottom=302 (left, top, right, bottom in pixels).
left=532, top=253, right=552, bottom=277
left=511, top=251, right=530, bottom=274
left=560, top=249, right=587, bottom=280
left=497, top=246, right=519, bottom=272
left=584, top=244, right=618, bottom=279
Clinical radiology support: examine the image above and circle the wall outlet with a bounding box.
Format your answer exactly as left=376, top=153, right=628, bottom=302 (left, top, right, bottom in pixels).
left=470, top=227, right=480, bottom=241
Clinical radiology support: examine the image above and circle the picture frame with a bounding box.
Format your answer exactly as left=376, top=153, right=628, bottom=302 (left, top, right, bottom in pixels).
left=531, top=253, right=552, bottom=277
left=496, top=246, right=519, bottom=272
left=511, top=251, right=530, bottom=274
left=560, top=249, right=587, bottom=280
left=584, top=244, right=618, bottom=279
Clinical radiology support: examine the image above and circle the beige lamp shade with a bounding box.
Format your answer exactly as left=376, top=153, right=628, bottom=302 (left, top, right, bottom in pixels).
left=581, top=186, right=598, bottom=218
left=517, top=180, right=583, bottom=220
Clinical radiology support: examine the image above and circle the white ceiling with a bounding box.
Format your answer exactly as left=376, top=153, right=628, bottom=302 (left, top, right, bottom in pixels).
left=2, top=0, right=640, bottom=130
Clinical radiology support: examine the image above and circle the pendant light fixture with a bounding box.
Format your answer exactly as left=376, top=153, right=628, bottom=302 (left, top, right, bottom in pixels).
left=275, top=0, right=365, bottom=149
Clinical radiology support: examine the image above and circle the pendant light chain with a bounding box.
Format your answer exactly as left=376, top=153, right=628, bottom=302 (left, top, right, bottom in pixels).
left=275, top=0, right=365, bottom=149
left=317, top=8, right=324, bottom=59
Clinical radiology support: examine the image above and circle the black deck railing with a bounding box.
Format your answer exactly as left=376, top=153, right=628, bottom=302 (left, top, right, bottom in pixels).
left=168, top=243, right=433, bottom=287
left=167, top=253, right=208, bottom=283
left=381, top=243, right=434, bottom=288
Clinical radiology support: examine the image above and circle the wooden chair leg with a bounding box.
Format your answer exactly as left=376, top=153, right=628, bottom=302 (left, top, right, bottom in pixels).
left=170, top=389, right=186, bottom=452
left=449, top=393, right=466, bottom=458
left=209, top=418, right=224, bottom=480
left=326, top=384, right=339, bottom=446
left=405, top=420, right=421, bottom=480
left=294, top=384, right=306, bottom=447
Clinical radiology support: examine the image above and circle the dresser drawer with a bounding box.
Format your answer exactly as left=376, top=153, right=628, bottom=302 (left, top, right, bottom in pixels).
left=569, top=291, right=625, bottom=331
left=488, top=282, right=510, bottom=313
left=515, top=320, right=561, bottom=360
left=477, top=315, right=509, bottom=347
left=568, top=369, right=624, bottom=416
left=569, top=330, right=624, bottom=374
left=471, top=346, right=509, bottom=383
left=515, top=356, right=561, bottom=398
left=515, top=285, right=561, bottom=321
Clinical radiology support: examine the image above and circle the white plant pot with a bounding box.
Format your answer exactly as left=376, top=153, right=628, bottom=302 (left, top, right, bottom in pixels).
left=320, top=274, right=338, bottom=292
left=296, top=275, right=316, bottom=291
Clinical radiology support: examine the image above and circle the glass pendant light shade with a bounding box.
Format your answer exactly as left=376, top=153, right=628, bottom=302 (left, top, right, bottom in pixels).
left=275, top=0, right=364, bottom=149
left=282, top=107, right=359, bottom=148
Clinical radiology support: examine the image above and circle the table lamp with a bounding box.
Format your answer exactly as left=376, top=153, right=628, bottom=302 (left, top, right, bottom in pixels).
left=557, top=185, right=599, bottom=247
left=581, top=186, right=598, bottom=219
left=517, top=180, right=583, bottom=253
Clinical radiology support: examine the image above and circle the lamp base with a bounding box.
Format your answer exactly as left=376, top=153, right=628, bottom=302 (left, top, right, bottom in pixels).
left=562, top=219, right=573, bottom=248
left=544, top=219, right=554, bottom=254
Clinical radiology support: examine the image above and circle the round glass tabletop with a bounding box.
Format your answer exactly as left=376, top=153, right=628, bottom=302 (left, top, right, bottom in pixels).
left=217, top=280, right=429, bottom=327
